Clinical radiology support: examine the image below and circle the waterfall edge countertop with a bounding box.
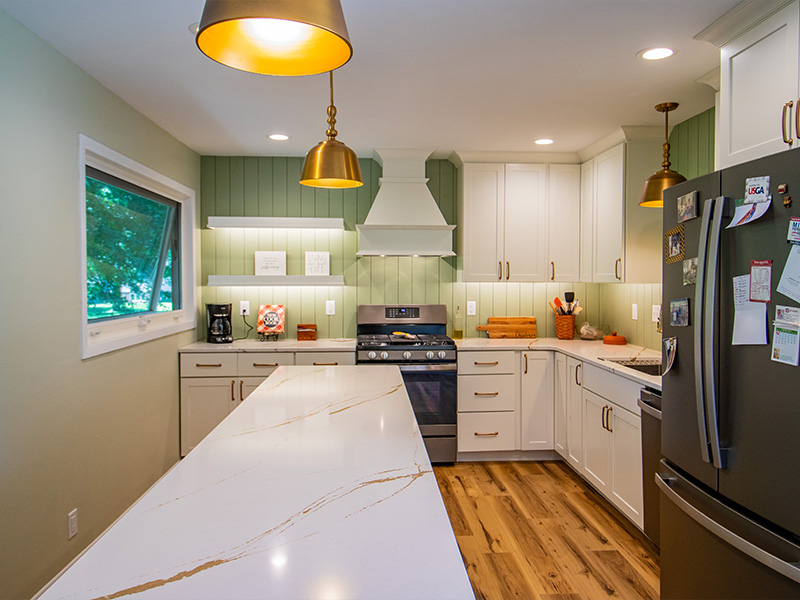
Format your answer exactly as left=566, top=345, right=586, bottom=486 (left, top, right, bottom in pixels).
left=38, top=366, right=474, bottom=600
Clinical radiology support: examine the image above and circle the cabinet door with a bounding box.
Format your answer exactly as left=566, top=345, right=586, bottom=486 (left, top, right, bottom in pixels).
left=718, top=2, right=800, bottom=168
left=504, top=164, right=548, bottom=281
left=554, top=353, right=568, bottom=458
left=461, top=163, right=505, bottom=281
left=566, top=357, right=583, bottom=470
left=582, top=389, right=612, bottom=494
left=593, top=144, right=625, bottom=283
left=180, top=377, right=236, bottom=456
left=520, top=352, right=554, bottom=451
left=579, top=159, right=594, bottom=282
left=610, top=405, right=643, bottom=528
left=547, top=164, right=581, bottom=282
left=239, top=377, right=267, bottom=402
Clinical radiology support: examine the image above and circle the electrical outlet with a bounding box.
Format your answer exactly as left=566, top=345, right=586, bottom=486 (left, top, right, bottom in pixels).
left=239, top=301, right=250, bottom=316
left=68, top=508, right=78, bottom=539
left=652, top=304, right=662, bottom=323
left=466, top=301, right=476, bottom=316
left=325, top=300, right=335, bottom=316
left=632, top=303, right=638, bottom=320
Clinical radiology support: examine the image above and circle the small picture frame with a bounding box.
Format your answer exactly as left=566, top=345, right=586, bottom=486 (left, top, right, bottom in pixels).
left=665, top=225, right=685, bottom=264
left=670, top=298, right=690, bottom=327
left=255, top=251, right=286, bottom=276
left=683, top=257, right=698, bottom=286
left=677, top=191, right=698, bottom=223
left=305, top=251, right=330, bottom=276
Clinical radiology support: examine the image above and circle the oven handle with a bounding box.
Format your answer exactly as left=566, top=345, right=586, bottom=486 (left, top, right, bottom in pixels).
left=398, top=364, right=457, bottom=373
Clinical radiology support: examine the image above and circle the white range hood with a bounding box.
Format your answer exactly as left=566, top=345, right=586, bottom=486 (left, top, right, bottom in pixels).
left=356, top=149, right=455, bottom=256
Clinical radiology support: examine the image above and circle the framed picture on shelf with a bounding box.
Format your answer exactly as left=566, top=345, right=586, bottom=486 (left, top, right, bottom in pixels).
left=305, top=251, right=330, bottom=276
left=254, top=251, right=286, bottom=276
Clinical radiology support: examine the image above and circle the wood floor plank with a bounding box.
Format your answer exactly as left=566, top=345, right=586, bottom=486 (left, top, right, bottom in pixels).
left=434, top=461, right=661, bottom=600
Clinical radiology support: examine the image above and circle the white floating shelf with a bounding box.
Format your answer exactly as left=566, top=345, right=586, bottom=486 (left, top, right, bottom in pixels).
left=207, top=216, right=344, bottom=230
left=208, top=275, right=345, bottom=287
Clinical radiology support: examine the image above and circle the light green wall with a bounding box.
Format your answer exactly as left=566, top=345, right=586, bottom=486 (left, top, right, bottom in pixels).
left=669, top=106, right=716, bottom=180
left=0, top=9, right=201, bottom=599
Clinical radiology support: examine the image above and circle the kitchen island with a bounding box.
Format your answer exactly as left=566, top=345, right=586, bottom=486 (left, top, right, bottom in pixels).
left=38, top=366, right=474, bottom=600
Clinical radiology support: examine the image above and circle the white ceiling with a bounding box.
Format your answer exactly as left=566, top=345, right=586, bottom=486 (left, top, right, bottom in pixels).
left=0, top=0, right=741, bottom=158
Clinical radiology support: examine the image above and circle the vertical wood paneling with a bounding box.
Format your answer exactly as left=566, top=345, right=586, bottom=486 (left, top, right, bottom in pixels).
left=670, top=107, right=716, bottom=180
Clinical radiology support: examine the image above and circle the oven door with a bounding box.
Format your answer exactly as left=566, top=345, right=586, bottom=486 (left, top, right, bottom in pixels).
left=398, top=364, right=457, bottom=437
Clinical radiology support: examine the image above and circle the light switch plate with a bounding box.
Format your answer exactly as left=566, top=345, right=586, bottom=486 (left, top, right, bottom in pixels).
left=652, top=304, right=661, bottom=322
left=325, top=300, right=335, bottom=315
left=466, top=301, right=476, bottom=316
left=632, top=303, right=638, bottom=320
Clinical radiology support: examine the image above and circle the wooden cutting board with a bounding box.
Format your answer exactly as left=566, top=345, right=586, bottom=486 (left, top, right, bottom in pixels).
left=477, top=317, right=537, bottom=338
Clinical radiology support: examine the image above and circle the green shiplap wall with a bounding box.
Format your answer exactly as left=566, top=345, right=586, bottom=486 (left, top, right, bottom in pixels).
left=668, top=106, right=716, bottom=180
left=201, top=156, right=661, bottom=348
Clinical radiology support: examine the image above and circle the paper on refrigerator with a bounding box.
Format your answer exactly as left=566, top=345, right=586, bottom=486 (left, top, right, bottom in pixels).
left=732, top=274, right=767, bottom=345
left=777, top=244, right=800, bottom=304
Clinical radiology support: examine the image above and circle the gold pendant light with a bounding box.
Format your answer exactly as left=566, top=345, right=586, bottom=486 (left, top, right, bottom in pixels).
left=300, top=70, right=363, bottom=189
left=196, top=0, right=353, bottom=76
left=640, top=102, right=687, bottom=207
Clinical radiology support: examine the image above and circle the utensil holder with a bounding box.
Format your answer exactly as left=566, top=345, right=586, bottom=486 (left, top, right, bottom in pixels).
left=555, top=314, right=575, bottom=340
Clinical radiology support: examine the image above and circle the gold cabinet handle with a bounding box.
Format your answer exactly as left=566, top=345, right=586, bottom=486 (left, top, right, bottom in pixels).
left=607, top=406, right=613, bottom=432
left=313, top=362, right=338, bottom=366
left=474, top=361, right=499, bottom=366
left=239, top=380, right=243, bottom=401
left=795, top=98, right=800, bottom=141
left=551, top=261, right=555, bottom=281
left=474, top=391, right=500, bottom=396
left=498, top=261, right=503, bottom=281
left=783, top=100, right=794, bottom=146
left=474, top=431, right=499, bottom=437
left=252, top=362, right=279, bottom=367
left=615, top=258, right=622, bottom=281
left=602, top=405, right=608, bottom=430
left=231, top=380, right=236, bottom=403
left=575, top=363, right=582, bottom=386
left=506, top=261, right=510, bottom=280
left=196, top=363, right=222, bottom=368
left=524, top=353, right=529, bottom=374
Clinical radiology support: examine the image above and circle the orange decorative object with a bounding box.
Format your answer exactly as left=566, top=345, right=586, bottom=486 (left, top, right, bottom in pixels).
left=257, top=304, right=285, bottom=334
left=603, top=331, right=628, bottom=345
left=297, top=323, right=317, bottom=341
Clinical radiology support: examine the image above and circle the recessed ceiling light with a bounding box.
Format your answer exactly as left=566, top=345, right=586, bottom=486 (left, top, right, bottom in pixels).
left=268, top=134, right=290, bottom=141
left=534, top=138, right=554, bottom=145
left=638, top=47, right=675, bottom=61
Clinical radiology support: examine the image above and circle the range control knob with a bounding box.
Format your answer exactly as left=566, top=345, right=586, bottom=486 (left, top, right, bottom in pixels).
left=438, top=351, right=447, bottom=359
left=368, top=351, right=377, bottom=359
left=403, top=351, right=412, bottom=360
left=426, top=351, right=435, bottom=359
left=380, top=351, right=389, bottom=360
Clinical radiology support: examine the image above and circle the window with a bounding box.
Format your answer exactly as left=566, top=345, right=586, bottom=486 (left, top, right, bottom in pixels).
left=79, top=135, right=196, bottom=358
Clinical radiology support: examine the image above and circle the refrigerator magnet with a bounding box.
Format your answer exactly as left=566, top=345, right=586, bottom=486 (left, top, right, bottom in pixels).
left=677, top=191, right=698, bottom=223
left=682, top=257, right=698, bottom=285
left=787, top=217, right=800, bottom=244
left=771, top=323, right=800, bottom=366
left=665, top=225, right=685, bottom=265
left=662, top=337, right=677, bottom=375
left=670, top=298, right=690, bottom=327
left=749, top=260, right=772, bottom=303
left=744, top=176, right=771, bottom=204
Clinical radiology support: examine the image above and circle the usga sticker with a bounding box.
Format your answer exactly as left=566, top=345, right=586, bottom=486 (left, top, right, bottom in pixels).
left=744, top=176, right=771, bottom=204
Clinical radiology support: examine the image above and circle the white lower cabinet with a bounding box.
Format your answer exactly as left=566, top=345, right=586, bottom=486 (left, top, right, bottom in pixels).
left=566, top=357, right=584, bottom=471
left=295, top=352, right=355, bottom=366
left=520, top=352, right=554, bottom=451
left=457, top=411, right=517, bottom=452
left=554, top=353, right=568, bottom=458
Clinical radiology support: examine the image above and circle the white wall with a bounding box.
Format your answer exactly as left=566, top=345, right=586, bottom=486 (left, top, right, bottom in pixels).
left=0, top=9, right=201, bottom=598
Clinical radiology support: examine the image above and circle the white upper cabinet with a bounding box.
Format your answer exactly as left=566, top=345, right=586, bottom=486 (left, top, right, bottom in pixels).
left=703, top=0, right=800, bottom=168
left=459, top=162, right=578, bottom=282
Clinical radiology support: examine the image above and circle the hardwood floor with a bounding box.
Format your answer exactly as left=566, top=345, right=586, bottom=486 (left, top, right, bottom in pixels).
left=434, top=461, right=660, bottom=600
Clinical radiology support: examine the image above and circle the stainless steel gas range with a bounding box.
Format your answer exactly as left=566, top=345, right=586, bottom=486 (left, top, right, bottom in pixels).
left=356, top=304, right=457, bottom=463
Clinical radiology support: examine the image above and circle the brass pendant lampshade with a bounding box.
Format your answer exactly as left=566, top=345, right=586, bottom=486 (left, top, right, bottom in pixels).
left=640, top=102, right=686, bottom=207
left=300, top=71, right=363, bottom=188
left=196, top=0, right=353, bottom=76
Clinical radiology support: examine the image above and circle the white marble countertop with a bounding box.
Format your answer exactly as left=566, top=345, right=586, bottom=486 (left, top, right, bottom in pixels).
left=457, top=337, right=662, bottom=390
left=180, top=339, right=356, bottom=352
left=38, top=366, right=474, bottom=600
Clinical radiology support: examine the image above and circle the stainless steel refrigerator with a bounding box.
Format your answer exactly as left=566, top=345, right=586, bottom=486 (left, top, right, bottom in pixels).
left=660, top=148, right=800, bottom=599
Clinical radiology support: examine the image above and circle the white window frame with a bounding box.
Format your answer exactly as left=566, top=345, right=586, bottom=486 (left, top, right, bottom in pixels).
left=79, top=134, right=197, bottom=359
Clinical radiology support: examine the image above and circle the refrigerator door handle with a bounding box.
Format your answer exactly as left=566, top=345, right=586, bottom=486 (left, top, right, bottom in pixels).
left=694, top=198, right=713, bottom=463
left=656, top=472, right=800, bottom=585
left=704, top=196, right=727, bottom=469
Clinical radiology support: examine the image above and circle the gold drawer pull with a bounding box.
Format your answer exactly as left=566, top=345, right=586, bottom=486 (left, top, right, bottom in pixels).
left=474, top=431, right=499, bottom=437
left=252, top=362, right=279, bottom=367
left=474, top=392, right=499, bottom=396
left=313, top=362, right=338, bottom=366
left=474, top=361, right=499, bottom=366
left=196, top=363, right=222, bottom=368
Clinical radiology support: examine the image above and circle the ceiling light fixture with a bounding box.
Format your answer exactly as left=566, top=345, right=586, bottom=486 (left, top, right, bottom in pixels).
left=195, top=0, right=353, bottom=76
left=638, top=47, right=675, bottom=61
left=534, top=138, right=554, bottom=145
left=640, top=102, right=686, bottom=208
left=268, top=133, right=290, bottom=141
left=300, top=70, right=362, bottom=188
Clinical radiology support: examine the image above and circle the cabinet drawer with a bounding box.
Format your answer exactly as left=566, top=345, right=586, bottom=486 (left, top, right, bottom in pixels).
left=458, top=374, right=515, bottom=412
left=237, top=353, right=294, bottom=376
left=582, top=363, right=642, bottom=414
left=458, top=412, right=516, bottom=451
left=180, top=353, right=237, bottom=377
left=295, top=351, right=355, bottom=366
left=458, top=351, right=516, bottom=375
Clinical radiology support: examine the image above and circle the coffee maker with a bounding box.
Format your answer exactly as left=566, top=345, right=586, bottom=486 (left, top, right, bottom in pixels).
left=206, top=303, right=233, bottom=343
